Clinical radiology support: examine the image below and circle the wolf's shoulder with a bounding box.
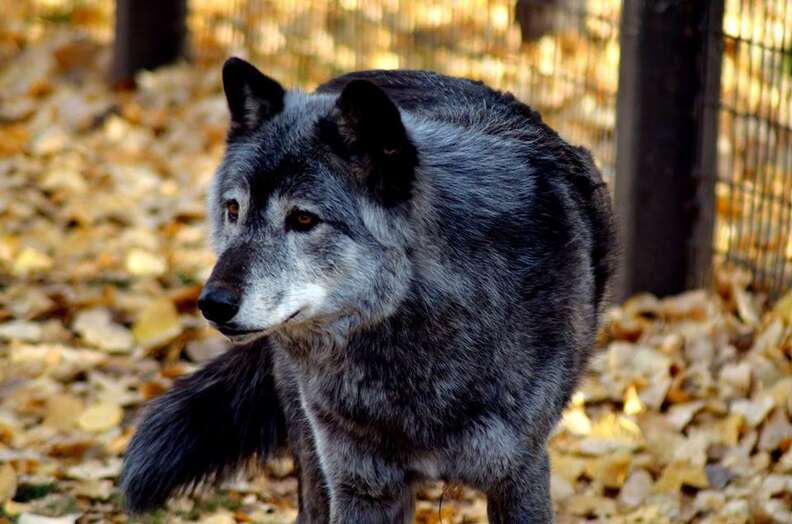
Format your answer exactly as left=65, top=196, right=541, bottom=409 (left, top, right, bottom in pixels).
left=315, top=70, right=545, bottom=129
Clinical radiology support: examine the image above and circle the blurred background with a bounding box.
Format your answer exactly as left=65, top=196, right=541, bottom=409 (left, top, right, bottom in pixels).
left=0, top=1, right=791, bottom=523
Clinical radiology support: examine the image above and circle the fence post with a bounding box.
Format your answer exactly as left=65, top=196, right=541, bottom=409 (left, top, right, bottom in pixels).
left=613, top=0, right=724, bottom=300
left=111, top=0, right=188, bottom=86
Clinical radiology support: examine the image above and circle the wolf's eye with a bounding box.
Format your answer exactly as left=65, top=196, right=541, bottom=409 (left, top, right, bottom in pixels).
left=226, top=200, right=239, bottom=223
left=286, top=209, right=320, bottom=232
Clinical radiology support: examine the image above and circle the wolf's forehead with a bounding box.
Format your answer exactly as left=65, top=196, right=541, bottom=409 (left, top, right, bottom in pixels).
left=220, top=93, right=333, bottom=194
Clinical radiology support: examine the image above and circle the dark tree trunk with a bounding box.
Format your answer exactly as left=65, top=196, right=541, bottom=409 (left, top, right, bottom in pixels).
left=111, top=0, right=188, bottom=86
left=613, top=0, right=724, bottom=299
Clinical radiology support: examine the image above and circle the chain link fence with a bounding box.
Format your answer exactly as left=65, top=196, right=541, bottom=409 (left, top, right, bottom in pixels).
left=714, top=0, right=792, bottom=294
left=187, top=0, right=621, bottom=181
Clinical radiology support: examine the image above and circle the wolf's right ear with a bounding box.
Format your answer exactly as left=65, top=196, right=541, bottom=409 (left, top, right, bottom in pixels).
left=334, top=79, right=418, bottom=206
left=222, top=57, right=285, bottom=134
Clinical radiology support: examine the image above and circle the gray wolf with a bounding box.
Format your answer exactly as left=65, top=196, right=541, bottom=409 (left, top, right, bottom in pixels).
left=120, top=57, right=616, bottom=523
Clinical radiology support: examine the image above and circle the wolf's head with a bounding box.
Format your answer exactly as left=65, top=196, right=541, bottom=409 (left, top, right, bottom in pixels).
left=198, top=58, right=418, bottom=344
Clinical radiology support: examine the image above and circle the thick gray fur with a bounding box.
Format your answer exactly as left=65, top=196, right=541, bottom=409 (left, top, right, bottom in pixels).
left=121, top=61, right=616, bottom=524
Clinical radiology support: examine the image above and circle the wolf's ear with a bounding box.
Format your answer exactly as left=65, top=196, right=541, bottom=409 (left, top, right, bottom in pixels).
left=222, top=57, right=284, bottom=134
left=336, top=80, right=418, bottom=206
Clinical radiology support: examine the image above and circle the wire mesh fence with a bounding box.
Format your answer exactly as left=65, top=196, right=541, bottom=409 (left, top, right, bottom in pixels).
left=187, top=0, right=621, bottom=181
left=3, top=0, right=792, bottom=295
left=714, top=0, right=792, bottom=294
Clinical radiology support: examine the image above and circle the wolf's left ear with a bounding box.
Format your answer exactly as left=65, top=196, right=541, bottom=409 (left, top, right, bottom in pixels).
left=336, top=80, right=418, bottom=206
left=222, top=57, right=284, bottom=134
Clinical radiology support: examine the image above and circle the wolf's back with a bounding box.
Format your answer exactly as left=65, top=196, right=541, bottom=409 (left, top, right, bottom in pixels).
left=320, top=70, right=616, bottom=307
left=568, top=147, right=616, bottom=307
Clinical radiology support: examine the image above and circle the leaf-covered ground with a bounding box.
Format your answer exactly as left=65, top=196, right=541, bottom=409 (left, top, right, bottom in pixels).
left=1, top=31, right=791, bottom=524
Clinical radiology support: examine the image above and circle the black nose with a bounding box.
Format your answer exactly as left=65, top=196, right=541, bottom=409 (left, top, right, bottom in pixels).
left=198, top=285, right=240, bottom=324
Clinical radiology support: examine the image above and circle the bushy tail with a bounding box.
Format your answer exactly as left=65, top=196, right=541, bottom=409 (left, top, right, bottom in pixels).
left=120, top=338, right=284, bottom=514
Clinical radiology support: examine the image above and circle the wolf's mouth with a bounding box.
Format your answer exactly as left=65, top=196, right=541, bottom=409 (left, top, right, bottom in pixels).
left=217, top=326, right=260, bottom=336
left=216, top=310, right=302, bottom=338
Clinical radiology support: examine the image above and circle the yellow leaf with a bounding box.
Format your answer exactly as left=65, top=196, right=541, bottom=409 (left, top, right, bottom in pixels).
left=732, top=394, right=775, bottom=427
left=654, top=460, right=709, bottom=493
left=125, top=249, right=167, bottom=277
left=771, top=291, right=792, bottom=324
left=77, top=402, right=122, bottom=433
left=620, top=468, right=653, bottom=507
left=0, top=463, right=16, bottom=504
left=132, top=299, right=182, bottom=349
left=3, top=500, right=30, bottom=517
left=666, top=401, right=705, bottom=431
left=199, top=512, right=236, bottom=524
left=18, top=514, right=80, bottom=524
left=714, top=414, right=743, bottom=447
left=43, top=394, right=84, bottom=431
left=12, top=247, right=53, bottom=276
left=561, top=406, right=592, bottom=436
left=623, top=385, right=645, bottom=415
left=584, top=451, right=632, bottom=488
left=73, top=308, right=134, bottom=353
left=551, top=453, right=587, bottom=484
left=0, top=124, right=29, bottom=158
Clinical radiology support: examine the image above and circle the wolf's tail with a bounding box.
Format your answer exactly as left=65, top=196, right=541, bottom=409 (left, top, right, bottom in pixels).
left=120, top=338, right=284, bottom=514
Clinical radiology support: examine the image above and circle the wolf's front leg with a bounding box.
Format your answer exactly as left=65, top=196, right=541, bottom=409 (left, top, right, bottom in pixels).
left=312, top=428, right=414, bottom=524
left=287, top=413, right=330, bottom=523
left=330, top=476, right=414, bottom=524
left=486, top=448, right=553, bottom=524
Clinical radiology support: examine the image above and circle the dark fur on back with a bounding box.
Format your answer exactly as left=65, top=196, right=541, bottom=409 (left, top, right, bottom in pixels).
left=318, top=70, right=616, bottom=306
left=120, top=342, right=284, bottom=513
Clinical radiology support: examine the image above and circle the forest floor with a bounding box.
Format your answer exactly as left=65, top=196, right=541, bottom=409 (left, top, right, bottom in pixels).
left=0, top=31, right=791, bottom=524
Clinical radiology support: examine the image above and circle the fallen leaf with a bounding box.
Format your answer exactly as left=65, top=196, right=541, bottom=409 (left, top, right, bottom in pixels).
left=550, top=473, right=575, bottom=500
left=12, top=247, right=53, bottom=276
left=623, top=384, right=644, bottom=415
left=732, top=394, right=775, bottom=427
left=661, top=290, right=709, bottom=320
left=714, top=414, right=743, bottom=447
left=771, top=291, right=792, bottom=324
left=734, top=287, right=760, bottom=325
left=654, top=460, right=709, bottom=493
left=199, top=511, right=236, bottom=524
left=550, top=453, right=587, bottom=484
left=584, top=451, right=631, bottom=488
left=694, top=490, right=726, bottom=514
left=18, top=514, right=80, bottom=524
left=565, top=494, right=616, bottom=517
left=77, top=402, right=122, bottom=433
left=73, top=308, right=134, bottom=353
left=43, top=394, right=84, bottom=431
left=65, top=459, right=121, bottom=481
left=0, top=321, right=43, bottom=343
left=666, top=401, right=705, bottom=431
left=560, top=406, right=592, bottom=436
left=719, top=361, right=752, bottom=397
left=620, top=468, right=653, bottom=507
left=0, top=463, right=16, bottom=504
left=29, top=126, right=70, bottom=156
left=132, top=299, right=182, bottom=349
left=758, top=408, right=792, bottom=452
left=125, top=248, right=167, bottom=277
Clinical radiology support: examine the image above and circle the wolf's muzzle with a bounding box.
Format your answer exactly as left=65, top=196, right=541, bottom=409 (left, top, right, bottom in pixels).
left=198, top=285, right=240, bottom=324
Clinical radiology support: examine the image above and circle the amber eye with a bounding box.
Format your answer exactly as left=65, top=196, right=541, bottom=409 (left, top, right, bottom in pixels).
left=226, top=200, right=239, bottom=223
left=287, top=209, right=320, bottom=232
